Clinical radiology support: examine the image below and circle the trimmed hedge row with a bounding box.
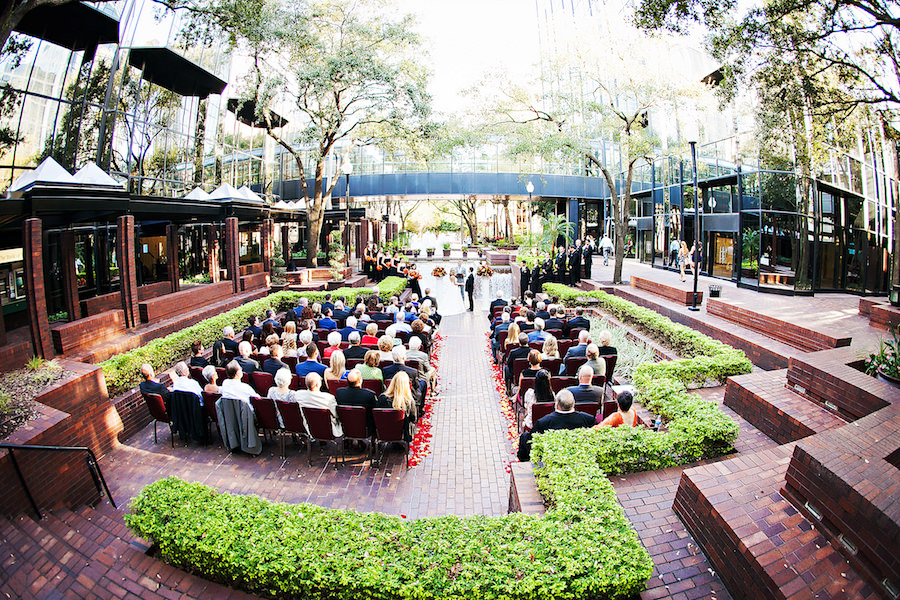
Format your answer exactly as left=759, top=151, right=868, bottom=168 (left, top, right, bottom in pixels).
left=101, top=277, right=407, bottom=398
left=542, top=283, right=752, bottom=474
left=126, top=436, right=653, bottom=599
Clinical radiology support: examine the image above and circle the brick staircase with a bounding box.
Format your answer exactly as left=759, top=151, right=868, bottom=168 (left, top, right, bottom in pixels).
left=0, top=502, right=256, bottom=599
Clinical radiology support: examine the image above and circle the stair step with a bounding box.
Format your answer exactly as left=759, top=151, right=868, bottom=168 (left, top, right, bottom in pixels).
left=724, top=370, right=846, bottom=445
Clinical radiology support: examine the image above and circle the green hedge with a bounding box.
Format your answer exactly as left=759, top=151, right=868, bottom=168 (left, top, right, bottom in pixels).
left=102, top=277, right=407, bottom=398
left=126, top=432, right=652, bottom=599
left=542, top=283, right=751, bottom=474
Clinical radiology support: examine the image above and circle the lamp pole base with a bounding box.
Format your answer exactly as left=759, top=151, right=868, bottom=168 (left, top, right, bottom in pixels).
left=688, top=307, right=701, bottom=312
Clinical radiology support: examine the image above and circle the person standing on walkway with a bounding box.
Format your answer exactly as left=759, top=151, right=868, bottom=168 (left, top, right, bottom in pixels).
left=582, top=237, right=593, bottom=279
left=555, top=246, right=567, bottom=283
left=678, top=241, right=693, bottom=282
left=568, top=242, right=582, bottom=286
left=600, top=234, right=614, bottom=266
left=466, top=267, right=475, bottom=311
left=453, top=260, right=466, bottom=300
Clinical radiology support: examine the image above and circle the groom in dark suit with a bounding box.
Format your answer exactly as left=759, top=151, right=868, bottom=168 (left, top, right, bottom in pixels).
left=466, top=267, right=475, bottom=311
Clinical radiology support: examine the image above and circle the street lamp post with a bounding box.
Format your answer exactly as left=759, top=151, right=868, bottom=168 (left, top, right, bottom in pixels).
left=526, top=181, right=534, bottom=239
left=688, top=138, right=701, bottom=311
left=342, top=156, right=353, bottom=270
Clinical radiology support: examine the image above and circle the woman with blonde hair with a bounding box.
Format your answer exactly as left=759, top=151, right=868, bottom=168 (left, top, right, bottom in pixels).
left=504, top=322, right=521, bottom=353
left=258, top=333, right=279, bottom=356
left=678, top=241, right=694, bottom=282
left=377, top=335, right=395, bottom=361
left=281, top=321, right=298, bottom=356
left=541, top=335, right=560, bottom=360
left=325, top=349, right=349, bottom=382
left=597, top=330, right=617, bottom=356
left=361, top=322, right=379, bottom=346
left=355, top=350, right=384, bottom=381
left=376, top=371, right=416, bottom=441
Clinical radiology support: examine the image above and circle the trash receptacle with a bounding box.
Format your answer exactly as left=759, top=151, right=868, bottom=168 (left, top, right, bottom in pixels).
left=709, top=284, right=722, bottom=298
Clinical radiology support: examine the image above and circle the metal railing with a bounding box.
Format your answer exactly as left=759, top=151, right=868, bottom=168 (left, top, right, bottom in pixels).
left=0, top=443, right=116, bottom=520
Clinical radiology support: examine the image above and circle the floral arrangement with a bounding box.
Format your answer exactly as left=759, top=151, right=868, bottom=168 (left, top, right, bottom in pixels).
left=432, top=266, right=446, bottom=277
left=476, top=263, right=494, bottom=276
left=406, top=269, right=422, bottom=280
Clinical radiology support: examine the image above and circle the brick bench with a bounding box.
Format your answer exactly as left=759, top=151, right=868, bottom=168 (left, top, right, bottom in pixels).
left=138, top=281, right=233, bottom=323
left=869, top=302, right=900, bottom=330
left=507, top=462, right=546, bottom=515
left=630, top=275, right=702, bottom=306
left=858, top=297, right=886, bottom=317
left=723, top=370, right=845, bottom=445
left=707, top=299, right=851, bottom=352
left=343, top=274, right=368, bottom=288
left=51, top=310, right=127, bottom=355
left=674, top=446, right=877, bottom=600
left=240, top=272, right=269, bottom=291
left=81, top=281, right=171, bottom=317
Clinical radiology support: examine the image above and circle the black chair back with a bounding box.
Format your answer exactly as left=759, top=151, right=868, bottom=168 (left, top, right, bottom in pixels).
left=575, top=401, right=600, bottom=418
left=303, top=406, right=338, bottom=442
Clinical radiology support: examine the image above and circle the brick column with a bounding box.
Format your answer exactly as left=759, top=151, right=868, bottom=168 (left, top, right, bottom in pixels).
left=261, top=218, right=273, bottom=273
left=281, top=224, right=291, bottom=267
left=165, top=224, right=180, bottom=293
left=225, top=217, right=240, bottom=294
left=23, top=218, right=54, bottom=358
left=117, top=215, right=140, bottom=328
left=60, top=230, right=81, bottom=321
left=360, top=219, right=369, bottom=254
left=206, top=225, right=220, bottom=283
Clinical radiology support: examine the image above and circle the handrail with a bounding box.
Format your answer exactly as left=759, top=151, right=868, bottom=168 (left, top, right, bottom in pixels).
left=0, top=443, right=116, bottom=520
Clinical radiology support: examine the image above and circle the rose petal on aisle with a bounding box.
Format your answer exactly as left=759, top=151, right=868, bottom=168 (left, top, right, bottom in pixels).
left=408, top=332, right=444, bottom=467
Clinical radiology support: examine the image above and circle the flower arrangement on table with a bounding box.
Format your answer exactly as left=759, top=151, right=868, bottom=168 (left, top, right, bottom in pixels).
left=477, top=263, right=494, bottom=277
left=432, top=266, right=446, bottom=277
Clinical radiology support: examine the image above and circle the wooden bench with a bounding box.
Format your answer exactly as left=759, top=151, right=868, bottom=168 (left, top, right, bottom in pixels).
left=51, top=309, right=127, bottom=355
left=630, top=276, right=703, bottom=306
left=240, top=272, right=269, bottom=291
left=707, top=299, right=851, bottom=352
left=138, top=281, right=233, bottom=323
left=81, top=281, right=171, bottom=317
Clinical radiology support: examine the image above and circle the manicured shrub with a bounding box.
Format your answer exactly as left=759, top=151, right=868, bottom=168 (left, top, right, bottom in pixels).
left=126, top=433, right=653, bottom=599
left=541, top=282, right=751, bottom=474
left=102, top=277, right=408, bottom=398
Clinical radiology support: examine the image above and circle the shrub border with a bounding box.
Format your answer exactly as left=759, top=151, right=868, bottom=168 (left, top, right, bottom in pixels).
left=541, top=283, right=752, bottom=474
left=126, top=436, right=653, bottom=600
left=101, top=277, right=407, bottom=398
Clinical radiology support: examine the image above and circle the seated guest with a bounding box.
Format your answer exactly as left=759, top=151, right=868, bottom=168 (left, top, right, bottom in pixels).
left=361, top=323, right=380, bottom=346
left=386, top=311, right=412, bottom=338
left=519, top=310, right=536, bottom=332
left=281, top=321, right=298, bottom=357
left=504, top=333, right=532, bottom=389
left=332, top=299, right=350, bottom=322
left=563, top=307, right=590, bottom=335
left=321, top=293, right=334, bottom=314
left=220, top=326, right=239, bottom=352
left=296, top=330, right=314, bottom=358
left=318, top=309, right=338, bottom=330
left=566, top=365, right=604, bottom=406
left=377, top=335, right=395, bottom=361
left=409, top=319, right=431, bottom=353
left=584, top=344, right=606, bottom=377
left=503, top=322, right=522, bottom=356
left=376, top=371, right=416, bottom=441
left=294, top=373, right=342, bottom=436
left=201, top=365, right=219, bottom=394
left=247, top=316, right=263, bottom=338
left=189, top=340, right=208, bottom=368
left=383, top=345, right=426, bottom=406
left=323, top=331, right=343, bottom=360
left=355, top=350, right=384, bottom=381
left=596, top=390, right=639, bottom=428
left=517, top=390, right=595, bottom=461
left=597, top=330, right=617, bottom=356
left=324, top=350, right=349, bottom=382
left=262, top=344, right=289, bottom=376
left=422, top=288, right=439, bottom=312
left=212, top=326, right=238, bottom=366
left=295, top=343, right=327, bottom=378
left=139, top=363, right=170, bottom=401
left=518, top=350, right=542, bottom=389
left=258, top=333, right=279, bottom=356
left=535, top=301, right=550, bottom=320
left=343, top=331, right=369, bottom=360
left=311, top=302, right=322, bottom=319
left=541, top=336, right=561, bottom=360
left=261, top=321, right=276, bottom=342
left=489, top=291, right=508, bottom=317
left=407, top=337, right=437, bottom=388
left=220, top=360, right=256, bottom=401
left=491, top=312, right=511, bottom=363
left=240, top=329, right=257, bottom=351
left=336, top=369, right=377, bottom=434
left=522, top=369, right=554, bottom=431
left=262, top=308, right=279, bottom=327
left=544, top=306, right=566, bottom=332
left=235, top=341, right=259, bottom=374
left=266, top=367, right=295, bottom=402
left=527, top=317, right=548, bottom=343
left=560, top=330, right=592, bottom=375
left=171, top=361, right=203, bottom=397
left=338, top=316, right=358, bottom=341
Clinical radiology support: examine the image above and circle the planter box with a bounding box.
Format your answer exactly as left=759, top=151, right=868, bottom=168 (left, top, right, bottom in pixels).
left=442, top=249, right=451, bottom=257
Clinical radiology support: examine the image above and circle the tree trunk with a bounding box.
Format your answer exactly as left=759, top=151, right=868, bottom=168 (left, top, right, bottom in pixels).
left=613, top=162, right=636, bottom=285
left=502, top=199, right=511, bottom=241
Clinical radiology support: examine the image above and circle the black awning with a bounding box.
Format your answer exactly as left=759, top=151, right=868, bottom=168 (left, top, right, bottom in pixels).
left=227, top=98, right=288, bottom=129
left=15, top=2, right=119, bottom=51
left=129, top=47, right=227, bottom=98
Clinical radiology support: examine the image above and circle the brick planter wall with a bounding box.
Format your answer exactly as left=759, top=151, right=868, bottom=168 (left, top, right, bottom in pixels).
left=507, top=463, right=546, bottom=515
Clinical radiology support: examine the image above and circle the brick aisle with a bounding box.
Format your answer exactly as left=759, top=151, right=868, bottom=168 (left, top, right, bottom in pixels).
left=396, top=310, right=515, bottom=518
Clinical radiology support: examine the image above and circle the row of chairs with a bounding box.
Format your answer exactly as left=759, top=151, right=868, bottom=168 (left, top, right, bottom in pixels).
left=524, top=401, right=648, bottom=431
left=507, top=354, right=617, bottom=383
left=142, top=392, right=410, bottom=467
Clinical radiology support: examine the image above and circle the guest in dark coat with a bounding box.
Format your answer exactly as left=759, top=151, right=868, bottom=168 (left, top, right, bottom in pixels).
left=139, top=364, right=170, bottom=402
left=335, top=369, right=377, bottom=434
left=517, top=390, right=594, bottom=461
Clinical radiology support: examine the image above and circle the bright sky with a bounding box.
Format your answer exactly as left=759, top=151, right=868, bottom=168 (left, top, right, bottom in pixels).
left=399, top=0, right=541, bottom=115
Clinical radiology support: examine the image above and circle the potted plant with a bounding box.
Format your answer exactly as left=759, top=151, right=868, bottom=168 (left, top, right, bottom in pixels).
left=442, top=242, right=451, bottom=258
left=461, top=245, right=469, bottom=258
left=864, top=324, right=900, bottom=386
left=426, top=247, right=435, bottom=258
